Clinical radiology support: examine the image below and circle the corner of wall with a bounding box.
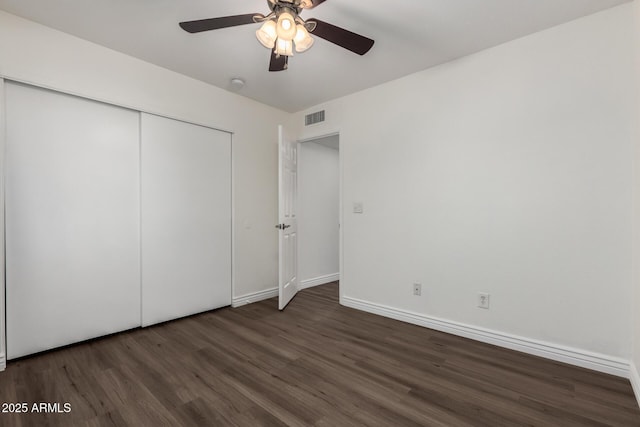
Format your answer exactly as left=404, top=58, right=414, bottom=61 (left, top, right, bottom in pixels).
left=631, top=0, right=640, bottom=410
left=630, top=362, right=640, bottom=409
left=300, top=273, right=340, bottom=290
left=0, top=78, right=5, bottom=372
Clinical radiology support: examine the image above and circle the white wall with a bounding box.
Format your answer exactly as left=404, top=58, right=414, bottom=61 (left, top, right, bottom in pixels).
left=298, top=138, right=340, bottom=288
left=0, top=4, right=637, bottom=380
left=631, top=0, right=640, bottom=405
left=292, top=4, right=637, bottom=371
left=0, top=11, right=287, bottom=308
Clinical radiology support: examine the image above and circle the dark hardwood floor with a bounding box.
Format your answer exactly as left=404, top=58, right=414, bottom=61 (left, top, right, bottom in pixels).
left=1, top=282, right=639, bottom=426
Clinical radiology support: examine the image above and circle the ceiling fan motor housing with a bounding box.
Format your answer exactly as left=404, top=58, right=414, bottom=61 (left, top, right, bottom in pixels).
left=269, top=0, right=303, bottom=14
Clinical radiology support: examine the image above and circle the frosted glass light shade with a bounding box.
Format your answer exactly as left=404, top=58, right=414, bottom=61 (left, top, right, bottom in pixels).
left=275, top=38, right=294, bottom=56
left=256, top=20, right=277, bottom=49
left=276, top=11, right=297, bottom=41
left=293, top=24, right=314, bottom=52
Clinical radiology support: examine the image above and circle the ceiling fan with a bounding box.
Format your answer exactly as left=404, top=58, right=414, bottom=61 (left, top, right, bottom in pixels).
left=179, top=0, right=375, bottom=72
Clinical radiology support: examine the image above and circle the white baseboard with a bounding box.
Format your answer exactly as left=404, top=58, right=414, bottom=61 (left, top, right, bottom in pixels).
left=0, top=352, right=5, bottom=371
left=232, top=287, right=278, bottom=308
left=232, top=274, right=339, bottom=308
left=630, top=362, right=640, bottom=408
left=300, top=273, right=340, bottom=290
left=342, top=296, right=630, bottom=378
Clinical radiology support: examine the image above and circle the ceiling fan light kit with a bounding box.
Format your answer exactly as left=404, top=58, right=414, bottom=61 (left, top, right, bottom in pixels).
left=179, top=0, right=374, bottom=72
left=276, top=11, right=297, bottom=41
left=275, top=38, right=294, bottom=56
left=256, top=9, right=311, bottom=56
left=293, top=24, right=314, bottom=52
left=256, top=20, right=277, bottom=48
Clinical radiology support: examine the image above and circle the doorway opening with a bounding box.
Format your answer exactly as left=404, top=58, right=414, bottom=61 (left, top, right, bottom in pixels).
left=297, top=133, right=341, bottom=300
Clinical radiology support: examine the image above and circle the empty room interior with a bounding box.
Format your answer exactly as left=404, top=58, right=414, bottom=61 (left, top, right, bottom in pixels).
left=1, top=0, right=640, bottom=425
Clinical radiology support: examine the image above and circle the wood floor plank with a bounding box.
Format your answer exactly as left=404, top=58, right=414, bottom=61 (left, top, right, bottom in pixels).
left=0, top=282, right=638, bottom=426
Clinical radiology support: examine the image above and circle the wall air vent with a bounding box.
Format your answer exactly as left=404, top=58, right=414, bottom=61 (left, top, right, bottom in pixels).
left=305, top=110, right=325, bottom=126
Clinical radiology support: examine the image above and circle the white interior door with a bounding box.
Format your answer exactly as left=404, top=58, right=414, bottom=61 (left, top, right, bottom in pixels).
left=278, top=125, right=298, bottom=310
left=5, top=82, right=141, bottom=359
left=141, top=113, right=231, bottom=326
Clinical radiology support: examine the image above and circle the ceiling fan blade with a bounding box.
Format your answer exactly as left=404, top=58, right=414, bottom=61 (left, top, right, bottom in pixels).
left=301, top=0, right=327, bottom=9
left=307, top=19, right=374, bottom=55
left=179, top=14, right=264, bottom=33
left=269, top=49, right=288, bottom=72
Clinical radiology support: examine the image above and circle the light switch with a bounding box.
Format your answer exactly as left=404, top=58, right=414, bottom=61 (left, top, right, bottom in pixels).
left=353, top=202, right=363, bottom=214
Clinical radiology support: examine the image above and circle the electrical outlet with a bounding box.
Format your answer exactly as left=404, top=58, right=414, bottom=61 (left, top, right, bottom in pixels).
left=478, top=293, right=490, bottom=309
left=413, top=283, right=422, bottom=296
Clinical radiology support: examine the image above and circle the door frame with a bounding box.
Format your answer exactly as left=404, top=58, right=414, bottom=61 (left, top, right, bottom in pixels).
left=297, top=131, right=343, bottom=303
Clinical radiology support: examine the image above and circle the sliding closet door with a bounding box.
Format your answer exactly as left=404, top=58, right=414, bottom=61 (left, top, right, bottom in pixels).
left=141, top=113, right=231, bottom=326
left=5, top=82, right=140, bottom=359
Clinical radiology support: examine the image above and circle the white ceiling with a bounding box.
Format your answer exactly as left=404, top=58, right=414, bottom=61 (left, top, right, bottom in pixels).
left=0, top=0, right=629, bottom=112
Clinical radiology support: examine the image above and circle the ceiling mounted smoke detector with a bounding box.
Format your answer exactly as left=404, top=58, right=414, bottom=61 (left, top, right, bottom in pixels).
left=230, top=78, right=245, bottom=91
